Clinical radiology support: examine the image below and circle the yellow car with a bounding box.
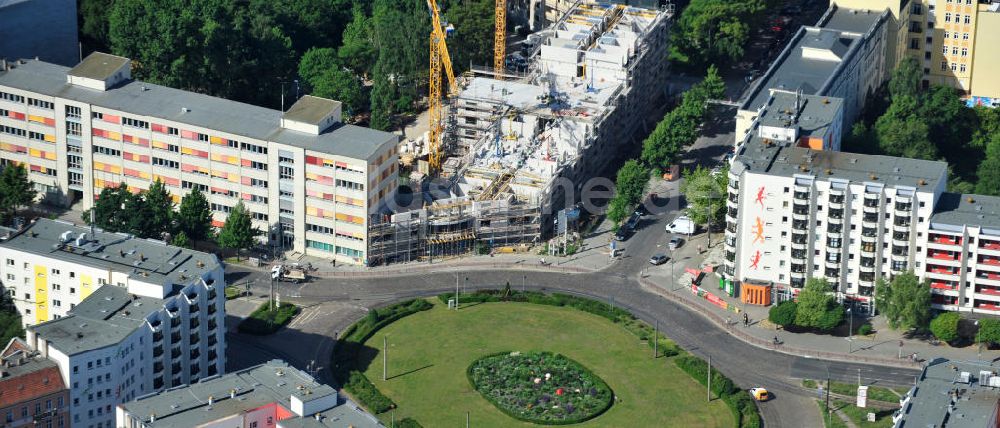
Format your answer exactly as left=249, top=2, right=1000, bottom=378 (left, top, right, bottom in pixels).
left=750, top=387, right=770, bottom=402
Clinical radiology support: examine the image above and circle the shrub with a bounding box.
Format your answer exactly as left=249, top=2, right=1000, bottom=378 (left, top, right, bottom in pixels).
left=768, top=301, right=797, bottom=327
left=397, top=418, right=423, bottom=428
left=467, top=351, right=613, bottom=425
left=930, top=312, right=960, bottom=343
left=344, top=371, right=394, bottom=414
left=237, top=302, right=298, bottom=335
left=857, top=323, right=873, bottom=336
left=674, top=355, right=760, bottom=428
left=976, top=318, right=1000, bottom=344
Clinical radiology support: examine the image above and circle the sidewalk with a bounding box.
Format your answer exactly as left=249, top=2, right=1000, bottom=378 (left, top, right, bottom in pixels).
left=640, top=234, right=987, bottom=370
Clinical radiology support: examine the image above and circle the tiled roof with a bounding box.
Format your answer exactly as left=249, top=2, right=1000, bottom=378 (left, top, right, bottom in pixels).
left=0, top=363, right=66, bottom=408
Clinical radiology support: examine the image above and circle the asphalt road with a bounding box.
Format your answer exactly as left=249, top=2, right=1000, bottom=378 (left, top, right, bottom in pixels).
left=225, top=112, right=919, bottom=427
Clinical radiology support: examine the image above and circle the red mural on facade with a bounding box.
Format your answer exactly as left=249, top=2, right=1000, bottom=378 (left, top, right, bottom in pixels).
left=749, top=250, right=762, bottom=270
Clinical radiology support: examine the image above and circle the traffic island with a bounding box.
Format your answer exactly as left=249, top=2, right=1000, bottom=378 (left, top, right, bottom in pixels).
left=237, top=301, right=299, bottom=335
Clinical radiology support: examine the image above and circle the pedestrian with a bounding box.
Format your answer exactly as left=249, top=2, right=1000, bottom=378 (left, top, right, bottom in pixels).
left=743, top=312, right=749, bottom=327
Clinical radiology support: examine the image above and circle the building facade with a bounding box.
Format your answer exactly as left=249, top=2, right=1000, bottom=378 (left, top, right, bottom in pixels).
left=0, top=218, right=227, bottom=428
left=116, top=360, right=382, bottom=428
left=0, top=53, right=399, bottom=265
left=0, top=338, right=70, bottom=428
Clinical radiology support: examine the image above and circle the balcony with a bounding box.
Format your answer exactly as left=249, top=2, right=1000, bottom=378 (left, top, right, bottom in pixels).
left=932, top=295, right=959, bottom=306
left=980, top=257, right=1000, bottom=267
left=171, top=363, right=182, bottom=373
left=152, top=347, right=163, bottom=358
left=208, top=319, right=217, bottom=331
left=976, top=302, right=1000, bottom=312
left=928, top=251, right=960, bottom=262
left=208, top=335, right=218, bottom=347
left=170, top=332, right=181, bottom=342
left=930, top=281, right=958, bottom=291
left=189, top=304, right=200, bottom=313
left=190, top=334, right=200, bottom=345
left=207, top=290, right=217, bottom=300
left=927, top=265, right=959, bottom=275
left=727, top=208, right=738, bottom=219
left=793, top=191, right=810, bottom=202
left=190, top=349, right=201, bottom=359
left=726, top=223, right=737, bottom=234
left=153, top=332, right=163, bottom=343
left=791, top=250, right=806, bottom=260
left=171, top=349, right=181, bottom=359
left=207, top=305, right=217, bottom=316
left=859, top=285, right=875, bottom=297
left=977, top=272, right=1000, bottom=283
left=208, top=350, right=218, bottom=361
left=153, top=377, right=164, bottom=390
left=977, top=286, right=1000, bottom=296
left=828, top=209, right=844, bottom=220
left=170, top=318, right=181, bottom=328
left=982, top=240, right=1000, bottom=251
left=154, top=362, right=164, bottom=373
left=790, top=277, right=805, bottom=288
left=792, top=220, right=809, bottom=230
left=895, top=202, right=913, bottom=212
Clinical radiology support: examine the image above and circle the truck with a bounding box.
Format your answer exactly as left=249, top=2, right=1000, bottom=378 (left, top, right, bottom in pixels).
left=271, top=264, right=307, bottom=283
left=665, top=215, right=696, bottom=235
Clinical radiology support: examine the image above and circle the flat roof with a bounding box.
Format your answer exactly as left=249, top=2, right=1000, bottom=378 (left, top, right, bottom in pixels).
left=28, top=285, right=160, bottom=355
left=67, top=52, right=128, bottom=80
left=896, top=358, right=1000, bottom=427
left=282, top=95, right=340, bottom=126
left=758, top=91, right=844, bottom=140
left=0, top=59, right=396, bottom=160
left=0, top=218, right=219, bottom=286
left=120, top=360, right=381, bottom=428
left=931, top=192, right=1000, bottom=230
left=734, top=134, right=948, bottom=191
left=741, top=6, right=885, bottom=112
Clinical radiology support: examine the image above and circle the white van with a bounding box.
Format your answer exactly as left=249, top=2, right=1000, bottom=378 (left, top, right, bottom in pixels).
left=665, top=216, right=696, bottom=235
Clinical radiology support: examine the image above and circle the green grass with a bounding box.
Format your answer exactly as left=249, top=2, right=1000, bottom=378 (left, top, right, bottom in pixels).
left=803, top=379, right=908, bottom=403
left=359, top=300, right=732, bottom=427
left=820, top=400, right=896, bottom=428
left=224, top=286, right=242, bottom=300
left=237, top=302, right=298, bottom=335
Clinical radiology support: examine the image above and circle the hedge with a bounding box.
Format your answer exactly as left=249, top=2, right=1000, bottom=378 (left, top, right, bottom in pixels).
left=437, top=289, right=680, bottom=357
left=237, top=302, right=298, bottom=335
left=674, top=355, right=761, bottom=428
left=333, top=299, right=433, bottom=418
left=396, top=418, right=423, bottom=428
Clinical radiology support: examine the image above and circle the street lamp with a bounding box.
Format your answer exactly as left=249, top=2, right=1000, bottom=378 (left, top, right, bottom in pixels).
left=847, top=307, right=853, bottom=353
left=976, top=320, right=983, bottom=363
left=522, top=274, right=526, bottom=293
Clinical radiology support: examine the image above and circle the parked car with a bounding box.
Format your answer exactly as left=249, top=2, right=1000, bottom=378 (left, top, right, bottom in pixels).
left=750, top=387, right=770, bottom=402
left=625, top=212, right=641, bottom=231
left=649, top=253, right=669, bottom=265
left=666, top=216, right=696, bottom=235
left=634, top=204, right=647, bottom=217
left=668, top=237, right=683, bottom=251
left=615, top=227, right=632, bottom=241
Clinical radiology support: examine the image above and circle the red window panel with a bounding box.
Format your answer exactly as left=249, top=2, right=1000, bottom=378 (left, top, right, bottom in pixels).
left=181, top=163, right=199, bottom=173
left=159, top=176, right=180, bottom=187
left=211, top=219, right=225, bottom=228
left=335, top=161, right=348, bottom=168
left=242, top=193, right=252, bottom=201
left=122, top=134, right=135, bottom=143
left=180, top=130, right=198, bottom=140
left=43, top=117, right=55, bottom=126
left=151, top=123, right=167, bottom=133
left=241, top=176, right=252, bottom=185
left=137, top=138, right=150, bottom=147
left=92, top=128, right=107, bottom=138
left=305, top=156, right=321, bottom=166
left=103, top=114, right=121, bottom=124
left=240, top=158, right=251, bottom=167
left=8, top=111, right=25, bottom=121
left=29, top=164, right=41, bottom=172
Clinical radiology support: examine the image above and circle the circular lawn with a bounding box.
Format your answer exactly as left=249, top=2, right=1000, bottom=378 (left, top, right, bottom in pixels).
left=360, top=300, right=732, bottom=427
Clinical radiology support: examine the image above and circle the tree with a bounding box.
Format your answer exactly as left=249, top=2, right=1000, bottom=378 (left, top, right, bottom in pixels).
left=122, top=187, right=153, bottom=237
left=680, top=165, right=727, bottom=227
left=668, top=0, right=765, bottom=67
left=85, top=183, right=133, bottom=233
left=142, top=179, right=175, bottom=239
left=177, top=188, right=213, bottom=243
left=339, top=4, right=378, bottom=77
left=795, top=278, right=844, bottom=331
left=606, top=196, right=630, bottom=226
left=298, top=48, right=367, bottom=115
left=171, top=231, right=192, bottom=249
left=874, top=272, right=932, bottom=331
left=369, top=69, right=395, bottom=131
left=976, top=136, right=1000, bottom=196
left=888, top=57, right=922, bottom=100
left=216, top=202, right=261, bottom=259
left=79, top=0, right=114, bottom=53
left=699, top=65, right=727, bottom=101
left=0, top=163, right=36, bottom=223
left=976, top=318, right=1000, bottom=345
left=445, top=0, right=495, bottom=73
left=929, top=312, right=961, bottom=343
left=0, top=292, right=23, bottom=348
left=768, top=300, right=797, bottom=327
left=615, top=160, right=649, bottom=207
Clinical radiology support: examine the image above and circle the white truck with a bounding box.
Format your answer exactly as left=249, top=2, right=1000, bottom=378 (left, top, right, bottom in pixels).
left=271, top=264, right=307, bottom=283
left=665, top=215, right=696, bottom=235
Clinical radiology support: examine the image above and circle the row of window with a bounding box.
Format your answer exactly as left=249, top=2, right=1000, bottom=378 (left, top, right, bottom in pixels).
left=122, top=117, right=150, bottom=129
left=27, top=98, right=53, bottom=109
left=1, top=124, right=26, bottom=137
left=0, top=91, right=25, bottom=103
left=152, top=157, right=179, bottom=169
left=943, top=13, right=973, bottom=25
left=942, top=31, right=970, bottom=40
left=336, top=179, right=364, bottom=191
left=941, top=61, right=968, bottom=73
left=942, top=45, right=969, bottom=57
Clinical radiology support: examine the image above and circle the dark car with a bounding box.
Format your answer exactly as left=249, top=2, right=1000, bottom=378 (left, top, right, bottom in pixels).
left=615, top=228, right=632, bottom=241
left=626, top=212, right=641, bottom=230
left=649, top=253, right=669, bottom=265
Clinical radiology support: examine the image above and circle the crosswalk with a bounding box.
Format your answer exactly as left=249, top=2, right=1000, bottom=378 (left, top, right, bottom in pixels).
left=288, top=306, right=323, bottom=328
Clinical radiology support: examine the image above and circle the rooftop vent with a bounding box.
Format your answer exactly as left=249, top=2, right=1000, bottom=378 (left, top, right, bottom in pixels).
left=918, top=179, right=927, bottom=186
left=181, top=107, right=190, bottom=113
left=59, top=231, right=74, bottom=243
left=870, top=174, right=878, bottom=180
left=968, top=197, right=976, bottom=204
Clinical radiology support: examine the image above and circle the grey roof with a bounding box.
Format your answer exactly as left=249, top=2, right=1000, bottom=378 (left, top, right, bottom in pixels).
left=735, top=134, right=948, bottom=191
left=931, top=192, right=1000, bottom=230
left=895, top=358, right=1000, bottom=427
left=28, top=285, right=159, bottom=355
left=283, top=95, right=341, bottom=126
left=0, top=218, right=219, bottom=287
left=0, top=59, right=396, bottom=160
left=120, top=360, right=382, bottom=428
left=758, top=92, right=843, bottom=141
left=67, top=52, right=128, bottom=80
left=741, top=6, right=884, bottom=112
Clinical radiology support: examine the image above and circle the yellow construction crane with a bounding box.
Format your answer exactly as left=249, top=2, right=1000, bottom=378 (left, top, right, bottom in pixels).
left=494, top=0, right=506, bottom=79
left=427, top=0, right=458, bottom=174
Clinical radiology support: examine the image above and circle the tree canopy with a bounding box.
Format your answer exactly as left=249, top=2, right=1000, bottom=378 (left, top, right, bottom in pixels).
left=606, top=160, right=649, bottom=225
left=794, top=278, right=844, bottom=331
left=0, top=163, right=36, bottom=223
left=668, top=0, right=766, bottom=67
left=216, top=202, right=261, bottom=258
left=874, top=272, right=932, bottom=331
left=680, top=165, right=727, bottom=227
left=177, top=187, right=214, bottom=243
left=641, top=67, right=724, bottom=171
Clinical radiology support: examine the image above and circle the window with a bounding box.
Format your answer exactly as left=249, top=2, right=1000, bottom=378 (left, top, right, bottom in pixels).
left=53, top=300, right=61, bottom=307
left=248, top=161, right=268, bottom=171
left=278, top=155, right=294, bottom=164
left=307, top=223, right=333, bottom=234
left=964, top=15, right=971, bottom=24
left=92, top=112, right=103, bottom=120
left=910, top=38, right=919, bottom=49
left=945, top=13, right=951, bottom=22
left=248, top=194, right=268, bottom=204
left=65, top=105, right=81, bottom=119
left=307, top=240, right=334, bottom=253
left=122, top=117, right=149, bottom=129
left=951, top=62, right=958, bottom=71
left=67, top=121, right=82, bottom=136
left=151, top=157, right=179, bottom=169
left=962, top=47, right=968, bottom=57
left=6, top=258, right=13, bottom=266
left=0, top=92, right=24, bottom=103
left=198, top=133, right=209, bottom=142
left=963, top=32, right=970, bottom=40
left=941, top=61, right=948, bottom=70
left=210, top=203, right=232, bottom=213
left=27, top=98, right=53, bottom=109
left=249, top=178, right=268, bottom=188
left=239, top=142, right=267, bottom=154
left=182, top=181, right=208, bottom=192
left=944, top=31, right=950, bottom=39
left=93, top=145, right=121, bottom=157
left=251, top=212, right=269, bottom=221
left=0, top=125, right=26, bottom=137
left=168, top=127, right=179, bottom=136
left=279, top=165, right=294, bottom=180
left=960, top=64, right=967, bottom=73
left=28, top=131, right=45, bottom=141
left=953, top=47, right=959, bottom=55
left=336, top=179, right=363, bottom=191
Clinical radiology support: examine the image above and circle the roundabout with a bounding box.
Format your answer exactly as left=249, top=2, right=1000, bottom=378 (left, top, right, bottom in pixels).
left=343, top=297, right=733, bottom=427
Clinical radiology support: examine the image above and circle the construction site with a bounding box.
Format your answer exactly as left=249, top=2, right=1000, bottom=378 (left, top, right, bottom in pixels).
left=368, top=0, right=674, bottom=266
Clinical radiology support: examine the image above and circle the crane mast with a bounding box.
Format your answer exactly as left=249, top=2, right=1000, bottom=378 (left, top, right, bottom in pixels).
left=426, top=0, right=457, bottom=174
left=494, top=0, right=507, bottom=79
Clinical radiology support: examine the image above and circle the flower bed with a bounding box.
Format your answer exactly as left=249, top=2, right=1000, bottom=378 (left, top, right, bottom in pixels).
left=467, top=351, right=613, bottom=425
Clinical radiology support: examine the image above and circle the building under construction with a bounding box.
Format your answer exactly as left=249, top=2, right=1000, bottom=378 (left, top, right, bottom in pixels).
left=368, top=1, right=673, bottom=266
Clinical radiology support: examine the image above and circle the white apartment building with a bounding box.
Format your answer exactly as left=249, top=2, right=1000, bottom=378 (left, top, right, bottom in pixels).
left=116, top=360, right=382, bottom=428
left=0, top=52, right=399, bottom=265
left=0, top=218, right=226, bottom=428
